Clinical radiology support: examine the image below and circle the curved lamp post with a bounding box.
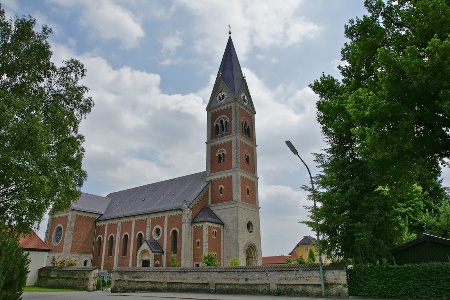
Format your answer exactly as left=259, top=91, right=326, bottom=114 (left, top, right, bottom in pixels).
left=285, top=140, right=325, bottom=297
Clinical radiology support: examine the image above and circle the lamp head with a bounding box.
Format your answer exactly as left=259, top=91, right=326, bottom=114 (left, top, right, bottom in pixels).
left=285, top=140, right=298, bottom=155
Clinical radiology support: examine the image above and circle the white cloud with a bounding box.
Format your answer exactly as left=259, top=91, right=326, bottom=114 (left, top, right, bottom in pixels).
left=161, top=31, right=183, bottom=55
left=48, top=0, right=145, bottom=48
left=173, top=0, right=321, bottom=61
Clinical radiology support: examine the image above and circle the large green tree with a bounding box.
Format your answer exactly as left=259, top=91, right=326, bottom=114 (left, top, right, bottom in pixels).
left=309, top=0, right=450, bottom=263
left=0, top=9, right=93, bottom=233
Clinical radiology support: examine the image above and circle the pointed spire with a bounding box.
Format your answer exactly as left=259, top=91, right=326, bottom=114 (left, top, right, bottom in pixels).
left=214, top=35, right=244, bottom=96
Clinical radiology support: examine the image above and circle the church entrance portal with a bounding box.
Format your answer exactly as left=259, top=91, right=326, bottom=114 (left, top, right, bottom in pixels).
left=139, top=250, right=150, bottom=267
left=245, top=244, right=257, bottom=266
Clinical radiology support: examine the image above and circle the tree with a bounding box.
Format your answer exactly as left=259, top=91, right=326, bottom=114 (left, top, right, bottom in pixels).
left=0, top=226, right=30, bottom=300
left=0, top=9, right=93, bottom=233
left=201, top=252, right=219, bottom=266
left=307, top=248, right=316, bottom=263
left=309, top=0, right=450, bottom=263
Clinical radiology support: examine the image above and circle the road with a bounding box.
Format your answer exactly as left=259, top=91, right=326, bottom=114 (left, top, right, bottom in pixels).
left=23, top=291, right=324, bottom=300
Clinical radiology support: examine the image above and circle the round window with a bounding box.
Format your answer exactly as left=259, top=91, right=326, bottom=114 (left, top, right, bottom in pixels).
left=153, top=226, right=162, bottom=239
left=53, top=225, right=63, bottom=245
left=247, top=221, right=253, bottom=233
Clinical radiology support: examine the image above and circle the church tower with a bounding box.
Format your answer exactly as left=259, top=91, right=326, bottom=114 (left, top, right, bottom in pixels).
left=206, top=32, right=262, bottom=266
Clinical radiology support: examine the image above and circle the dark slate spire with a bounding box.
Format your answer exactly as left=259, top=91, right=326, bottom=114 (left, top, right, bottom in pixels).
left=215, top=36, right=244, bottom=96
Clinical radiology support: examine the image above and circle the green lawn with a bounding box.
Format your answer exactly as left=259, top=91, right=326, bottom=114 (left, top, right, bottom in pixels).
left=23, top=286, right=81, bottom=292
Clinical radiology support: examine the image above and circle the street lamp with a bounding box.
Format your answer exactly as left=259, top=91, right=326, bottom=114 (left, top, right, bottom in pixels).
left=285, top=140, right=325, bottom=297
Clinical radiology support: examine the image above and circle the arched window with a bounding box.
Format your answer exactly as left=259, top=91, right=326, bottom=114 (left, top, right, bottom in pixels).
left=214, top=116, right=229, bottom=136
left=172, top=230, right=178, bottom=254
left=108, top=236, right=114, bottom=257
left=244, top=152, right=250, bottom=164
left=137, top=232, right=143, bottom=252
left=212, top=229, right=217, bottom=238
left=97, top=237, right=102, bottom=257
left=246, top=187, right=250, bottom=196
left=122, top=234, right=128, bottom=257
left=242, top=120, right=251, bottom=137
left=217, top=149, right=226, bottom=164
left=219, top=186, right=223, bottom=196
left=196, top=239, right=200, bottom=248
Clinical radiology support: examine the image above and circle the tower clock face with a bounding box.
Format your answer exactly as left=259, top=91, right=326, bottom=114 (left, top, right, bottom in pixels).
left=241, top=93, right=249, bottom=105
left=216, top=91, right=227, bottom=103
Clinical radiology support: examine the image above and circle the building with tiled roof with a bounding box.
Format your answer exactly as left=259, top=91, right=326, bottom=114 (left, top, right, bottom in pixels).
left=45, top=34, right=262, bottom=269
left=19, top=230, right=51, bottom=285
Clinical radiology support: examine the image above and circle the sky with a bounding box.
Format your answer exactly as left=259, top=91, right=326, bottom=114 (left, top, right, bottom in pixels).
left=1, top=0, right=374, bottom=256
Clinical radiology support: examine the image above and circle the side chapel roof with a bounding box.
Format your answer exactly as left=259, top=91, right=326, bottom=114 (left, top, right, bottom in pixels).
left=192, top=206, right=224, bottom=225
left=145, top=240, right=164, bottom=254
left=98, top=172, right=209, bottom=221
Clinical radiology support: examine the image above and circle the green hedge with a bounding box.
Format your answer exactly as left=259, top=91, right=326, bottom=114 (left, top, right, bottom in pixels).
left=348, top=263, right=450, bottom=298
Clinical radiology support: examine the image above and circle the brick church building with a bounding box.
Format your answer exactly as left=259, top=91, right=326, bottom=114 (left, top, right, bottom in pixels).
left=45, top=34, right=262, bottom=269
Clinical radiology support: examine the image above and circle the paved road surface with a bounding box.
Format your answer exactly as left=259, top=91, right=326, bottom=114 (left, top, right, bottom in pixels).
left=23, top=291, right=325, bottom=300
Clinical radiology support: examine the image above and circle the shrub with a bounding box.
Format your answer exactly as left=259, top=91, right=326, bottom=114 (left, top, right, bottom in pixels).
left=0, top=227, right=30, bottom=300
left=169, top=254, right=179, bottom=267
left=307, top=249, right=316, bottom=263
left=348, top=263, right=450, bottom=298
left=201, top=252, right=219, bottom=266
left=296, top=256, right=306, bottom=264
left=228, top=257, right=240, bottom=266
left=66, top=260, right=76, bottom=266
left=285, top=257, right=293, bottom=264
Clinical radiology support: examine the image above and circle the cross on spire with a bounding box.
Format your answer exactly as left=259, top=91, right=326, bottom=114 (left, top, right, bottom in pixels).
left=228, top=25, right=232, bottom=36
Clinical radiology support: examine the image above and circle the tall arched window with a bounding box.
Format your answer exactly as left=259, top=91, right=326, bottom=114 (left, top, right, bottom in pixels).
left=97, top=237, right=102, bottom=257
left=172, top=230, right=178, bottom=254
left=137, top=232, right=143, bottom=253
left=217, top=149, right=226, bottom=164
left=122, top=234, right=128, bottom=256
left=108, top=236, right=114, bottom=257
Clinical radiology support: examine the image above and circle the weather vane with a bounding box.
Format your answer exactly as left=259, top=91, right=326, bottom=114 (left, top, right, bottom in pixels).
left=228, top=25, right=232, bottom=36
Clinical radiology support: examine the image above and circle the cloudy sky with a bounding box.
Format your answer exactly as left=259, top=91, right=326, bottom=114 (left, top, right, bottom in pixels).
left=2, top=0, right=372, bottom=256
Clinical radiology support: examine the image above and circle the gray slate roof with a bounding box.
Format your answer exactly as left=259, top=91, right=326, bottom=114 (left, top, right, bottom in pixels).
left=145, top=240, right=164, bottom=254
left=71, top=193, right=111, bottom=215
left=98, top=172, right=209, bottom=221
left=192, top=206, right=224, bottom=225
left=214, top=36, right=244, bottom=96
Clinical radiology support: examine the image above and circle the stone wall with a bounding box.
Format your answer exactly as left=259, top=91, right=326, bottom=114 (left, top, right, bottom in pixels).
left=37, top=266, right=98, bottom=291
left=112, top=263, right=348, bottom=297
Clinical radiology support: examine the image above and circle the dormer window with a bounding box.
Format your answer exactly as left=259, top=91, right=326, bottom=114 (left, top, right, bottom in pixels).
left=242, top=120, right=251, bottom=137
left=214, top=116, right=229, bottom=136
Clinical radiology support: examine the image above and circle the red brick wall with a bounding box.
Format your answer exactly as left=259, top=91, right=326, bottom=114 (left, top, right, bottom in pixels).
left=150, top=216, right=164, bottom=244
left=241, top=176, right=257, bottom=205
left=166, top=214, right=182, bottom=266
left=210, top=176, right=233, bottom=204
left=70, top=214, right=96, bottom=253
left=240, top=141, right=256, bottom=175
left=132, top=219, right=147, bottom=266
left=191, top=190, right=210, bottom=219
left=117, top=221, right=132, bottom=267
left=48, top=214, right=69, bottom=253
left=210, top=107, right=232, bottom=140
left=154, top=253, right=163, bottom=267
left=192, top=225, right=203, bottom=265
left=208, top=225, right=222, bottom=265
left=210, top=141, right=233, bottom=173
left=103, top=223, right=117, bottom=271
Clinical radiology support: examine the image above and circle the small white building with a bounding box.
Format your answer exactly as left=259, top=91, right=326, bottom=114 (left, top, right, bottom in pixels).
left=19, top=230, right=51, bottom=286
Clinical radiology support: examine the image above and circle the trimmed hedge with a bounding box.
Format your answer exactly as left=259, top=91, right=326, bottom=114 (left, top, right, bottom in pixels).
left=348, top=263, right=450, bottom=298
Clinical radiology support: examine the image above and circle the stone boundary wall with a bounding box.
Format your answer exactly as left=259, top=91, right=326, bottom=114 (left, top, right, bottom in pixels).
left=112, top=263, right=348, bottom=297
left=37, top=266, right=98, bottom=291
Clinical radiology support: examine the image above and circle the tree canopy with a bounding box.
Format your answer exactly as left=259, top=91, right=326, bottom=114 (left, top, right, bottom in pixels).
left=0, top=9, right=93, bottom=233
left=309, top=0, right=450, bottom=263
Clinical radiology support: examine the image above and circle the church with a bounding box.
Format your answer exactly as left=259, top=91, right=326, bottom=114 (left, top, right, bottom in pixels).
left=44, top=34, right=262, bottom=269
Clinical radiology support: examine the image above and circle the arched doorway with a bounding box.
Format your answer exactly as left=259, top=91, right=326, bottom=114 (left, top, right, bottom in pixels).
left=139, top=249, right=150, bottom=267
left=245, top=244, right=257, bottom=266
